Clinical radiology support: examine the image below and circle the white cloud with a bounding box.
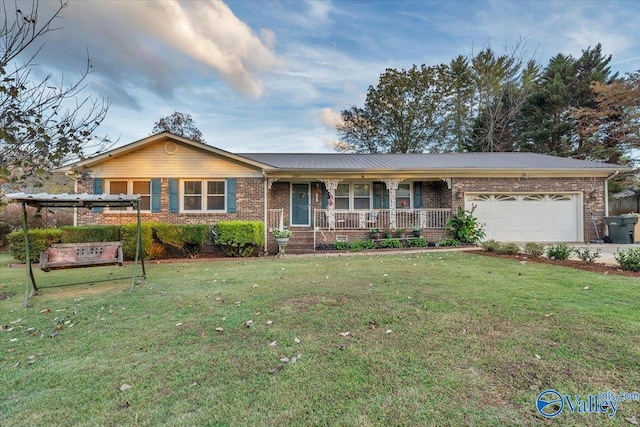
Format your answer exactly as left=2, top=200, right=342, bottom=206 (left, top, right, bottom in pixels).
left=318, top=108, right=342, bottom=130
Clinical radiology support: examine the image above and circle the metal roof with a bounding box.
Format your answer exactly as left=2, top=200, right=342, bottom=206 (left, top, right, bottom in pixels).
left=5, top=193, right=141, bottom=208
left=238, top=152, right=623, bottom=171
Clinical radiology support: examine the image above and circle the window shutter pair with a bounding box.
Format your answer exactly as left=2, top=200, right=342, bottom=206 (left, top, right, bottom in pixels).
left=167, top=178, right=236, bottom=213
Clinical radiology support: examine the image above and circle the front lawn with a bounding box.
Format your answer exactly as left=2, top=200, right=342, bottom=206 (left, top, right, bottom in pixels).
left=1, top=251, right=638, bottom=426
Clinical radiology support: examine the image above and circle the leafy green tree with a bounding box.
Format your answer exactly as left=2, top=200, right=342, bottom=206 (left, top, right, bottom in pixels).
left=467, top=45, right=540, bottom=152
left=519, top=44, right=623, bottom=164
left=0, top=0, right=110, bottom=189
left=440, top=55, right=474, bottom=152
left=337, top=64, right=446, bottom=153
left=151, top=111, right=206, bottom=143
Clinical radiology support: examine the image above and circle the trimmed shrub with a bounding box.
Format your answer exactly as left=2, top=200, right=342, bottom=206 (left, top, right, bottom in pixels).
left=407, top=237, right=428, bottom=248
left=523, top=242, right=545, bottom=258
left=7, top=229, right=62, bottom=263
left=546, top=243, right=572, bottom=261
left=573, top=247, right=601, bottom=264
left=481, top=239, right=501, bottom=252
left=121, top=222, right=157, bottom=260
left=61, top=225, right=121, bottom=243
left=214, top=221, right=265, bottom=257
left=378, top=238, right=403, bottom=249
left=614, top=248, right=640, bottom=272
left=334, top=241, right=350, bottom=250
left=154, top=224, right=209, bottom=258
left=496, top=242, right=520, bottom=255
left=438, top=238, right=461, bottom=247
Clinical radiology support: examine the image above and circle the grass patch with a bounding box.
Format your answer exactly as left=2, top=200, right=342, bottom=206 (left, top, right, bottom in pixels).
left=1, top=251, right=639, bottom=426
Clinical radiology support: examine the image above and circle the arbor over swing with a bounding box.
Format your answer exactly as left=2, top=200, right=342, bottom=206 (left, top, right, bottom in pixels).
left=6, top=193, right=146, bottom=308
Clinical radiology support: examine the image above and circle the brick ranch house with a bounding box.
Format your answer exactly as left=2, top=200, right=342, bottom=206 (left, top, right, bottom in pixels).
left=59, top=132, right=626, bottom=254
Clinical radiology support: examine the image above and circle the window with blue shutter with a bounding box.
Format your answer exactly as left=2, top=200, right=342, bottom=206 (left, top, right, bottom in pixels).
left=169, top=179, right=179, bottom=213
left=373, top=182, right=389, bottom=209
left=414, top=182, right=423, bottom=208
left=151, top=179, right=161, bottom=213
left=226, top=178, right=237, bottom=213
left=93, top=178, right=103, bottom=213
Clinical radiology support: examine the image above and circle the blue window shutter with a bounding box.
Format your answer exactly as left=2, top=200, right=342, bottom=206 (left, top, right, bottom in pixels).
left=169, top=179, right=179, bottom=213
left=93, top=178, right=103, bottom=213
left=151, top=179, right=161, bottom=212
left=414, top=182, right=423, bottom=208
left=226, top=178, right=237, bottom=213
left=373, top=182, right=390, bottom=209
left=321, top=187, right=328, bottom=209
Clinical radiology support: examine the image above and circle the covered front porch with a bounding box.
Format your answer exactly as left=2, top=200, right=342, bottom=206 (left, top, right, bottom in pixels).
left=266, top=177, right=454, bottom=253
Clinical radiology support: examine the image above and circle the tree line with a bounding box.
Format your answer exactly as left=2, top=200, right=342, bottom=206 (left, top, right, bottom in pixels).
left=336, top=43, right=640, bottom=171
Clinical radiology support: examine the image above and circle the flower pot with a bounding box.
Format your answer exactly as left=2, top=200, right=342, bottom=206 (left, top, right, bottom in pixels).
left=274, top=237, right=290, bottom=246
left=369, top=232, right=381, bottom=240
left=412, top=230, right=421, bottom=237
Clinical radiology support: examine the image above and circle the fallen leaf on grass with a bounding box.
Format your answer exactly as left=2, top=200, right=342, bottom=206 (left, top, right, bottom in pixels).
left=534, top=354, right=541, bottom=360
left=119, top=383, right=132, bottom=392
left=625, top=416, right=638, bottom=425
left=294, top=337, right=301, bottom=343
left=27, top=355, right=35, bottom=365
left=175, top=322, right=184, bottom=327
left=40, top=309, right=51, bottom=314
left=266, top=320, right=273, bottom=325
left=269, top=340, right=277, bottom=347
left=215, top=327, right=224, bottom=332
left=583, top=285, right=589, bottom=290
left=1, top=325, right=14, bottom=332
left=339, top=331, right=350, bottom=337
left=280, top=356, right=289, bottom=363
left=269, top=364, right=283, bottom=374
left=244, top=320, right=253, bottom=327
left=385, top=329, right=393, bottom=334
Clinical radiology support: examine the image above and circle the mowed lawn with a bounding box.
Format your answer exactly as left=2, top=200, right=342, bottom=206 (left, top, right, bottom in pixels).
left=1, top=250, right=638, bottom=426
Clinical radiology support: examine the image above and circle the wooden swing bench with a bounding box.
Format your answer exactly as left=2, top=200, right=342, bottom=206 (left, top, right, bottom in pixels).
left=39, top=242, right=124, bottom=272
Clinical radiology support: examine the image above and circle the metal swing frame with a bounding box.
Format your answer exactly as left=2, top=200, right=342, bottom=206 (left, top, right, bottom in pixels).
left=5, top=193, right=147, bottom=308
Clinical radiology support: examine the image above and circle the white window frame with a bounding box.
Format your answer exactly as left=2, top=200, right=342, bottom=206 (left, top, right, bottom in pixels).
left=332, top=182, right=412, bottom=211
left=105, top=179, right=151, bottom=213
left=181, top=179, right=226, bottom=213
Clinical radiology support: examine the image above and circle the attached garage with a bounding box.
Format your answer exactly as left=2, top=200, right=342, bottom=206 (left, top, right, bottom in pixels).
left=465, top=193, right=583, bottom=242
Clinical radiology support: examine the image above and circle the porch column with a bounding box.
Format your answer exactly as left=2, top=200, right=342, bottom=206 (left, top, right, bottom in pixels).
left=321, top=179, right=341, bottom=229
left=382, top=179, right=403, bottom=230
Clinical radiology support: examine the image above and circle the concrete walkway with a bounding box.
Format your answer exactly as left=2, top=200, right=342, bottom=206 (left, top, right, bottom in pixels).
left=566, top=242, right=640, bottom=264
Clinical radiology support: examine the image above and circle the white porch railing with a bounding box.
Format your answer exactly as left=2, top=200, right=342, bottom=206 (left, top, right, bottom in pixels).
left=313, top=208, right=452, bottom=230
left=268, top=209, right=284, bottom=231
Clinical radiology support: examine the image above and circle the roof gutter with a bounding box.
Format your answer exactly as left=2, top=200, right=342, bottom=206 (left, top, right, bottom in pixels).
left=605, top=170, right=620, bottom=216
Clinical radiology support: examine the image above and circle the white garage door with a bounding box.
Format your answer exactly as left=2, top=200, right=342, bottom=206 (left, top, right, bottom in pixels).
left=465, top=193, right=581, bottom=242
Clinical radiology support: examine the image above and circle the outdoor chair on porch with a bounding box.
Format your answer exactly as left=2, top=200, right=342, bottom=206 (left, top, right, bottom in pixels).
left=367, top=210, right=379, bottom=228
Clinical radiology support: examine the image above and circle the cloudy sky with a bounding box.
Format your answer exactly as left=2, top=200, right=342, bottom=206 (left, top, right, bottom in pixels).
left=21, top=0, right=640, bottom=154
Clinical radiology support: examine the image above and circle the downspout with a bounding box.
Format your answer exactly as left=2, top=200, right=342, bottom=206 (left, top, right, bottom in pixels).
left=67, top=171, right=79, bottom=226
left=605, top=170, right=619, bottom=216
left=263, top=170, right=268, bottom=254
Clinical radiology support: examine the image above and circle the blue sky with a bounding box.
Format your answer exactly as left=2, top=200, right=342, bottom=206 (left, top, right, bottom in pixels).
left=28, top=0, right=640, bottom=154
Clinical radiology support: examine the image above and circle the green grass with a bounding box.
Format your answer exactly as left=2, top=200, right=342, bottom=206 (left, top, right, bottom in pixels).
left=1, top=251, right=639, bottom=426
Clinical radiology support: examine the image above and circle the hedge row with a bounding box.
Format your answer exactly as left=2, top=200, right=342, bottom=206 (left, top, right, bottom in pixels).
left=7, top=223, right=211, bottom=262
left=213, top=220, right=264, bottom=257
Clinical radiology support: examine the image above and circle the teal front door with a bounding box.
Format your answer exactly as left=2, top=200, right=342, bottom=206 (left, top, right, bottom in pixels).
left=291, top=183, right=310, bottom=226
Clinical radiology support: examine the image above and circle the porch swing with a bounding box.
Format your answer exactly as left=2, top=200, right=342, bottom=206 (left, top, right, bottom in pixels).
left=6, top=193, right=147, bottom=308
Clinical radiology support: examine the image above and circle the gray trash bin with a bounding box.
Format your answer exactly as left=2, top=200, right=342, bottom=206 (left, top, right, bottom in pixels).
left=619, top=214, right=638, bottom=243
left=605, top=215, right=637, bottom=243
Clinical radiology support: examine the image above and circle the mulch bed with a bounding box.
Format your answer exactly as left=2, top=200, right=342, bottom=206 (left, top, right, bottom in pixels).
left=469, top=250, right=640, bottom=278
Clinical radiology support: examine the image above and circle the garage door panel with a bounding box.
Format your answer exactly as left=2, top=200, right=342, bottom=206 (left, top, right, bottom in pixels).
left=466, top=193, right=579, bottom=242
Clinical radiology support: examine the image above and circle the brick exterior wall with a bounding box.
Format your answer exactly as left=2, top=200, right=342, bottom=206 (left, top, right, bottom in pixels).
left=76, top=177, right=264, bottom=226
left=76, top=175, right=607, bottom=248
left=450, top=177, right=607, bottom=242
